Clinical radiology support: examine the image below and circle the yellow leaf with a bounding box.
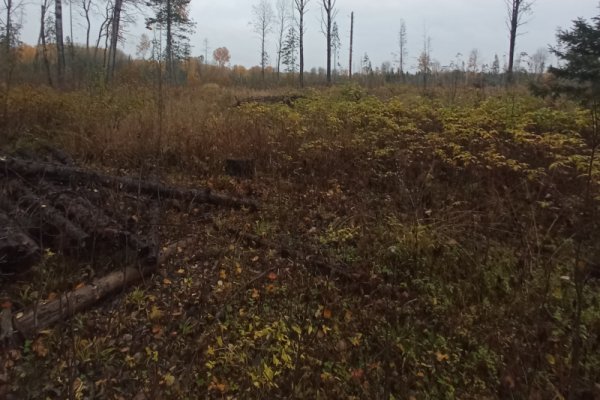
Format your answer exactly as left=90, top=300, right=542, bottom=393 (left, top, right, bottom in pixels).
left=436, top=351, right=449, bottom=362
left=546, top=354, right=556, bottom=365
left=217, top=336, right=224, bottom=347
left=251, top=288, right=260, bottom=299
left=163, top=278, right=172, bottom=285
left=219, top=270, right=227, bottom=279
left=149, top=305, right=163, bottom=321
left=162, top=373, right=175, bottom=387
left=263, top=365, right=274, bottom=381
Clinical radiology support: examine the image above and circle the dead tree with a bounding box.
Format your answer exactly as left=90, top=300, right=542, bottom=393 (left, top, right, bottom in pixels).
left=55, top=0, right=66, bottom=86
left=293, top=0, right=309, bottom=87
left=349, top=11, right=354, bottom=80
left=506, top=0, right=533, bottom=84
left=321, top=0, right=337, bottom=84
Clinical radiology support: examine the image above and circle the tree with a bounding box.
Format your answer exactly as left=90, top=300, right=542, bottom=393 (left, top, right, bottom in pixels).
left=213, top=46, right=231, bottom=68
left=274, top=0, right=289, bottom=79
left=146, top=0, right=195, bottom=83
left=492, top=53, right=501, bottom=75
left=505, top=0, right=533, bottom=84
left=37, top=0, right=53, bottom=86
left=281, top=24, right=298, bottom=73
left=331, top=21, right=340, bottom=77
left=531, top=47, right=547, bottom=75
left=80, top=0, right=92, bottom=53
left=293, top=0, right=309, bottom=87
left=136, top=33, right=151, bottom=59
left=320, top=0, right=337, bottom=84
left=251, top=0, right=274, bottom=81
left=547, top=15, right=600, bottom=398
left=55, top=0, right=66, bottom=85
left=362, top=53, right=372, bottom=74
left=398, top=19, right=407, bottom=81
left=348, top=11, right=353, bottom=79
left=417, top=33, right=431, bottom=89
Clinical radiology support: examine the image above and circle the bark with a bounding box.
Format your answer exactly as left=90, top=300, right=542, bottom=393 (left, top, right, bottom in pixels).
left=55, top=0, right=66, bottom=86
left=0, top=157, right=260, bottom=210
left=13, top=237, right=196, bottom=337
left=107, top=0, right=123, bottom=82
left=39, top=1, right=53, bottom=87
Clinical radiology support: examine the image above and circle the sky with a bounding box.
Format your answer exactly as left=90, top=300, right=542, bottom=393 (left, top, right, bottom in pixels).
left=16, top=0, right=600, bottom=72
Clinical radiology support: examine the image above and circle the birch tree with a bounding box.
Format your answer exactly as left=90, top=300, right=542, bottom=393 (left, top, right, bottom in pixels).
left=505, top=0, right=533, bottom=84
left=320, top=0, right=336, bottom=83
left=251, top=0, right=274, bottom=81
left=293, top=0, right=309, bottom=87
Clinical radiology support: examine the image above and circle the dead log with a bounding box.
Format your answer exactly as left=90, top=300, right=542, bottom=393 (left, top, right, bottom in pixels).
left=0, top=212, right=41, bottom=273
left=12, top=237, right=196, bottom=337
left=12, top=187, right=89, bottom=248
left=234, top=94, right=305, bottom=107
left=0, top=156, right=259, bottom=210
left=52, top=193, right=154, bottom=258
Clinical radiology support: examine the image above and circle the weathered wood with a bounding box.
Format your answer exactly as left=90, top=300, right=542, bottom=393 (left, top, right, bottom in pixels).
left=0, top=157, right=259, bottom=210
left=12, top=237, right=195, bottom=337
left=14, top=189, right=90, bottom=248
left=0, top=212, right=41, bottom=273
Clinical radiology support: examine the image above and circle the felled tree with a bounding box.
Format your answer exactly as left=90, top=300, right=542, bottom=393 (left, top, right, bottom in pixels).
left=548, top=13, right=600, bottom=399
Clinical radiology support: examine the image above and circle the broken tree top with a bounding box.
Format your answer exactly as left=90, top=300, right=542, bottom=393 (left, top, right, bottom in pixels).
left=0, top=155, right=259, bottom=274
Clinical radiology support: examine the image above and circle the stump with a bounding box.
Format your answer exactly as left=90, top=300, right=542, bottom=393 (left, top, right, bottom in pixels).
left=225, top=159, right=255, bottom=179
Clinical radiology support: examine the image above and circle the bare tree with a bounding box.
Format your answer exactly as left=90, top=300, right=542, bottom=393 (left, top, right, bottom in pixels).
left=274, top=0, right=289, bottom=80
left=252, top=0, right=274, bottom=81
left=531, top=47, right=547, bottom=76
left=106, top=0, right=123, bottom=81
left=80, top=0, right=92, bottom=52
left=398, top=19, right=407, bottom=81
left=293, top=0, right=309, bottom=87
left=37, top=0, right=53, bottom=86
left=320, top=0, right=336, bottom=83
left=505, top=0, right=533, bottom=84
left=348, top=11, right=353, bottom=79
left=55, top=0, right=66, bottom=85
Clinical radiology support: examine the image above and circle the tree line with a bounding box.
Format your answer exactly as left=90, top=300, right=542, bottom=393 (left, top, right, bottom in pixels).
left=0, top=0, right=566, bottom=89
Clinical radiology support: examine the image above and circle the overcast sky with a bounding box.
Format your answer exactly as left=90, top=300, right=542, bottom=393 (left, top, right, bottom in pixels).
left=17, top=0, right=600, bottom=71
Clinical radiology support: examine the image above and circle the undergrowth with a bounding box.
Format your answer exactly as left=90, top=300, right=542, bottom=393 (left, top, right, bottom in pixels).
left=1, top=84, right=599, bottom=399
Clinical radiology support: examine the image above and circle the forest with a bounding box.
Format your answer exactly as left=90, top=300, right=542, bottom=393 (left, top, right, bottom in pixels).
left=1, top=0, right=600, bottom=398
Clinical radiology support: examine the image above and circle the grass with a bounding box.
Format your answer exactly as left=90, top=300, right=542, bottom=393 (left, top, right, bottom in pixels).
left=1, top=82, right=599, bottom=399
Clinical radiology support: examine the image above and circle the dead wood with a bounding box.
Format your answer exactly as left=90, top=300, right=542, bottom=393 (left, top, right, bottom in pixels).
left=0, top=157, right=259, bottom=210
left=12, top=237, right=196, bottom=337
left=0, top=212, right=41, bottom=273
left=234, top=94, right=305, bottom=107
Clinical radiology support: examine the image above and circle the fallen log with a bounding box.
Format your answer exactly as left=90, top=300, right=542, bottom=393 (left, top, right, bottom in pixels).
left=0, top=157, right=259, bottom=210
left=12, top=237, right=196, bottom=337
left=14, top=188, right=90, bottom=248
left=234, top=94, right=305, bottom=107
left=0, top=212, right=41, bottom=273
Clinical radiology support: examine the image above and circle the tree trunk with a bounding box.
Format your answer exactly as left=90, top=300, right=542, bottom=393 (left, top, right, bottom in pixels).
left=349, top=12, right=354, bottom=80
left=39, top=2, right=53, bottom=87
left=299, top=9, right=304, bottom=87
left=12, top=237, right=195, bottom=337
left=55, top=0, right=65, bottom=86
left=107, top=0, right=123, bottom=82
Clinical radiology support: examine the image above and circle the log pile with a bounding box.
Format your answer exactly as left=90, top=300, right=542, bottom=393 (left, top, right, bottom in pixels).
left=0, top=155, right=258, bottom=274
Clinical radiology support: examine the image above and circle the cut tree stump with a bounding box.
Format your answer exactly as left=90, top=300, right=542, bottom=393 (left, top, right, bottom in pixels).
left=225, top=159, right=255, bottom=179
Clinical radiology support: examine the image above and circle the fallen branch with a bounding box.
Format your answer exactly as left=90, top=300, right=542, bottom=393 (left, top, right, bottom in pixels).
left=12, top=237, right=196, bottom=337
left=0, top=157, right=259, bottom=210
left=227, top=229, right=355, bottom=281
